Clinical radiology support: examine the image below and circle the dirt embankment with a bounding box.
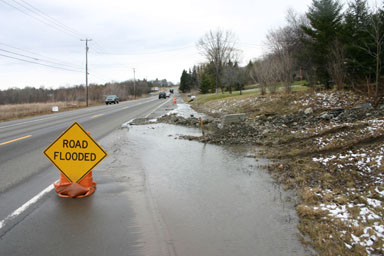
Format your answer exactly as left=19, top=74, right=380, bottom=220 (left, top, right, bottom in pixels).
left=159, top=91, right=384, bottom=256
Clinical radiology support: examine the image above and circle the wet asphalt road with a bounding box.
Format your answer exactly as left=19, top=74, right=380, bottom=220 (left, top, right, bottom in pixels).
left=0, top=93, right=309, bottom=256
left=0, top=96, right=169, bottom=193
left=0, top=95, right=175, bottom=255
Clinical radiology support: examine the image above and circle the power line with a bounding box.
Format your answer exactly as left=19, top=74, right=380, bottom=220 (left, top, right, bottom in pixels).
left=0, top=0, right=81, bottom=40
left=1, top=0, right=111, bottom=58
left=93, top=44, right=195, bottom=56
left=0, top=46, right=83, bottom=70
left=0, top=48, right=38, bottom=61
left=17, top=0, right=85, bottom=38
left=0, top=42, right=57, bottom=61
left=0, top=47, right=125, bottom=84
left=0, top=1, right=116, bottom=85
left=1, top=0, right=195, bottom=61
left=0, top=53, right=83, bottom=73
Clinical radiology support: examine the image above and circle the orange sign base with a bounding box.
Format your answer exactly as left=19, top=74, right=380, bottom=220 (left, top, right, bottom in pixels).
left=54, top=172, right=96, bottom=198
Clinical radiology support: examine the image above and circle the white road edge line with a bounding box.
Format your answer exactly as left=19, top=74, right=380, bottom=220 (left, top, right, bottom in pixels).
left=144, top=98, right=172, bottom=118
left=121, top=119, right=135, bottom=128
left=120, top=98, right=172, bottom=128
left=0, top=182, right=56, bottom=230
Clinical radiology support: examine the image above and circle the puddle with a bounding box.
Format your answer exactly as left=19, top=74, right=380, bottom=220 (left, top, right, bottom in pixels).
left=125, top=123, right=308, bottom=256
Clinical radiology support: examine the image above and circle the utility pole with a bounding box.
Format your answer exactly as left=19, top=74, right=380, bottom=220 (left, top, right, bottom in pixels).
left=133, top=68, right=136, bottom=99
left=81, top=39, right=92, bottom=107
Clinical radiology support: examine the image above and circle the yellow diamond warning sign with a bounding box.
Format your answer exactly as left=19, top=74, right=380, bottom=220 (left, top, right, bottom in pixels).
left=44, top=122, right=107, bottom=183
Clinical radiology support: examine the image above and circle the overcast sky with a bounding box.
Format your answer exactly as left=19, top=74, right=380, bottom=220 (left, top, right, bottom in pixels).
left=0, top=0, right=362, bottom=90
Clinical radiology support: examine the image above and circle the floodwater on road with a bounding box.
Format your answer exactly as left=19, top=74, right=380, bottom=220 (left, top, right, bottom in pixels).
left=125, top=123, right=308, bottom=256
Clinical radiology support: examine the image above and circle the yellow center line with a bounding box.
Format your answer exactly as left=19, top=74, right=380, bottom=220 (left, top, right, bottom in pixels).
left=0, top=135, right=32, bottom=146
left=91, top=114, right=104, bottom=119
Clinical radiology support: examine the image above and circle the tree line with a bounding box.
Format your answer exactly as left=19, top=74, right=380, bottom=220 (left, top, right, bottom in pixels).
left=179, top=62, right=252, bottom=94
left=181, top=0, right=384, bottom=101
left=179, top=29, right=252, bottom=94
left=0, top=79, right=171, bottom=105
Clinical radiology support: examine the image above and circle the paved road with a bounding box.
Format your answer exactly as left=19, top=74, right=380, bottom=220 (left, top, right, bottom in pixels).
left=0, top=96, right=169, bottom=193
left=0, top=95, right=176, bottom=256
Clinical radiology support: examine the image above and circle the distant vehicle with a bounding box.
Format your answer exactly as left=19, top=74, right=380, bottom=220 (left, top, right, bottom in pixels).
left=170, top=89, right=174, bottom=94
left=159, top=92, right=166, bottom=99
left=105, top=95, right=119, bottom=105
left=166, top=92, right=171, bottom=98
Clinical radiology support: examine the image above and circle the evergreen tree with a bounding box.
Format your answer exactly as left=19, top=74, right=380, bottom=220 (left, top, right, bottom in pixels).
left=222, top=60, right=235, bottom=93
left=380, top=5, right=384, bottom=65
left=179, top=70, right=191, bottom=93
left=245, top=60, right=254, bottom=85
left=234, top=63, right=246, bottom=94
left=368, top=7, right=384, bottom=97
left=302, top=0, right=343, bottom=87
left=191, top=66, right=199, bottom=89
left=199, top=71, right=211, bottom=94
left=206, top=62, right=217, bottom=92
left=344, top=0, right=373, bottom=84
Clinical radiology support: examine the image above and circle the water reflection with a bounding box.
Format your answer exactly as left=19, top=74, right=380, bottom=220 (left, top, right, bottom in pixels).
left=126, top=123, right=307, bottom=256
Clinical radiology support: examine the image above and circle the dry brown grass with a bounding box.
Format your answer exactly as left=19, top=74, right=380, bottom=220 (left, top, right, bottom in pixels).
left=0, top=101, right=93, bottom=122
left=266, top=130, right=384, bottom=255
left=297, top=204, right=328, bottom=219
left=301, top=187, right=322, bottom=204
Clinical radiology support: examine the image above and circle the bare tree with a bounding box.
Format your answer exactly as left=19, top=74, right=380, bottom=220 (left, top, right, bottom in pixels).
left=266, top=27, right=296, bottom=92
left=265, top=54, right=280, bottom=94
left=327, top=40, right=346, bottom=90
left=249, top=59, right=266, bottom=95
left=197, top=29, right=238, bottom=94
left=358, top=8, right=384, bottom=99
left=222, top=63, right=236, bottom=94
left=250, top=56, right=279, bottom=95
left=286, top=9, right=318, bottom=86
left=264, top=9, right=313, bottom=93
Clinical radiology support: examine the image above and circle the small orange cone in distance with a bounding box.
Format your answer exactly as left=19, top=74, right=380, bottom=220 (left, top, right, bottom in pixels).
left=173, top=97, right=176, bottom=104
left=53, top=131, right=97, bottom=198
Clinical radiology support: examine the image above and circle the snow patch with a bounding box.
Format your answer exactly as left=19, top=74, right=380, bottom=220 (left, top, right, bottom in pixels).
left=168, top=104, right=204, bottom=119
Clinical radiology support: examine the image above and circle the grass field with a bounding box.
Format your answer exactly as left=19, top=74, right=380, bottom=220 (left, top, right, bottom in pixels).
left=0, top=101, right=90, bottom=122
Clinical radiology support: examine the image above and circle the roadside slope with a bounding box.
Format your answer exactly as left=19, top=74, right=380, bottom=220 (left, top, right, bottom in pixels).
left=187, top=90, right=384, bottom=256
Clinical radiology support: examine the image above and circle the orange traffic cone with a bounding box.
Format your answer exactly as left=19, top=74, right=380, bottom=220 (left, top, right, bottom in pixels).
left=53, top=130, right=97, bottom=198
left=173, top=97, right=176, bottom=104
left=54, top=172, right=96, bottom=198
